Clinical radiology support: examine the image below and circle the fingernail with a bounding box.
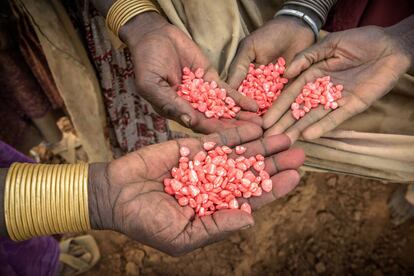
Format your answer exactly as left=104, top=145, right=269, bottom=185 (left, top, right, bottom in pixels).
left=180, top=114, right=192, bottom=128
left=241, top=224, right=253, bottom=230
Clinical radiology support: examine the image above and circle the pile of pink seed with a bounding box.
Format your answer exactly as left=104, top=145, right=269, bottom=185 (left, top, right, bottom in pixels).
left=177, top=67, right=241, bottom=119
left=291, top=76, right=343, bottom=120
left=238, top=57, right=288, bottom=115
left=164, top=142, right=273, bottom=217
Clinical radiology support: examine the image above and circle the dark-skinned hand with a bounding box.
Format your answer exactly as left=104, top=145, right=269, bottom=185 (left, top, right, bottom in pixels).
left=227, top=16, right=314, bottom=89
left=119, top=12, right=261, bottom=134
left=263, top=26, right=412, bottom=142
left=89, top=124, right=304, bottom=256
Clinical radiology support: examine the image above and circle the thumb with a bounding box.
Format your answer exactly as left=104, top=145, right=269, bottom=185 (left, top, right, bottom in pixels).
left=211, top=209, right=255, bottom=232
left=285, top=35, right=336, bottom=79
left=204, top=67, right=259, bottom=112
left=219, top=80, right=259, bottom=112
left=227, top=39, right=255, bottom=90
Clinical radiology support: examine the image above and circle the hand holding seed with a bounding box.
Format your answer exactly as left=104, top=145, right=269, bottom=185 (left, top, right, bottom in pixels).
left=263, top=26, right=412, bottom=141
left=97, top=124, right=304, bottom=256
left=120, top=13, right=259, bottom=134
left=227, top=16, right=314, bottom=90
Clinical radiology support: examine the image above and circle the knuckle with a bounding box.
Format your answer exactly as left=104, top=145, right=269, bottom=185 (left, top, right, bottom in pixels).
left=240, top=37, right=252, bottom=48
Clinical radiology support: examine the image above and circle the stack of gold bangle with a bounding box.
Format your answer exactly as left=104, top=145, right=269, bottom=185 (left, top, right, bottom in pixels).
left=106, top=0, right=160, bottom=38
left=4, top=163, right=90, bottom=241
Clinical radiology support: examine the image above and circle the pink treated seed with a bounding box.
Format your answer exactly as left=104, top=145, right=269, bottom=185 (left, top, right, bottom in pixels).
left=261, top=179, right=273, bottom=193
left=180, top=146, right=190, bottom=157
left=291, top=76, right=343, bottom=120
left=240, top=202, right=252, bottom=214
left=165, top=139, right=278, bottom=216
left=229, top=198, right=239, bottom=209
left=204, top=142, right=217, bottom=151
left=235, top=146, right=247, bottom=155
left=253, top=161, right=265, bottom=172
left=178, top=197, right=189, bottom=206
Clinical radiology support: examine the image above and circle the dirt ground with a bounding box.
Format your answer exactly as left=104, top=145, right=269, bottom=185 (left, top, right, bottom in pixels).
left=85, top=172, right=414, bottom=275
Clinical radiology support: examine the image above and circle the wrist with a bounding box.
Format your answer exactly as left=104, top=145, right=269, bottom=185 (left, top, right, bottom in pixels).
left=88, top=163, right=113, bottom=231
left=274, top=8, right=320, bottom=42
left=271, top=15, right=314, bottom=41
left=119, top=11, right=169, bottom=47
left=385, top=16, right=414, bottom=69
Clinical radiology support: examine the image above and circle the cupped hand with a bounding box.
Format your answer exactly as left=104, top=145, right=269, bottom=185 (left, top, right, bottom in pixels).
left=120, top=12, right=260, bottom=134
left=89, top=124, right=304, bottom=256
left=227, top=16, right=314, bottom=89
left=263, top=26, right=412, bottom=141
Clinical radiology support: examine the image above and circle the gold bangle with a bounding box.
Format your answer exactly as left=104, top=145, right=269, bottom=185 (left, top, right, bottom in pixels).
left=42, top=164, right=53, bottom=235
left=79, top=163, right=86, bottom=230
left=112, top=3, right=155, bottom=33
left=79, top=163, right=87, bottom=230
left=5, top=163, right=91, bottom=241
left=4, top=163, right=18, bottom=240
left=84, top=163, right=91, bottom=230
left=12, top=163, right=23, bottom=240
left=111, top=3, right=158, bottom=37
left=106, top=0, right=160, bottom=38
left=66, top=164, right=77, bottom=232
left=71, top=163, right=81, bottom=232
left=29, top=164, right=42, bottom=237
left=59, top=164, right=69, bottom=233
left=22, top=164, right=35, bottom=239
left=50, top=165, right=61, bottom=233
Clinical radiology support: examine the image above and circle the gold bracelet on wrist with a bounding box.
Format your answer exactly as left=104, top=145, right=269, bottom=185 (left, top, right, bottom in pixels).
left=4, top=163, right=91, bottom=241
left=106, top=0, right=160, bottom=38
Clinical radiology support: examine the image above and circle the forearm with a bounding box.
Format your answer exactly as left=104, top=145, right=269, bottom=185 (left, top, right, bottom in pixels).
left=0, top=163, right=109, bottom=240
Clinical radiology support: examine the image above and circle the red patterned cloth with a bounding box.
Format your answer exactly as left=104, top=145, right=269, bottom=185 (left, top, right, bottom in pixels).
left=78, top=4, right=169, bottom=156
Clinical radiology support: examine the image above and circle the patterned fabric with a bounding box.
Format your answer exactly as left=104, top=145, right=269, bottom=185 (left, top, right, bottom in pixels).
left=0, top=140, right=60, bottom=276
left=79, top=3, right=169, bottom=155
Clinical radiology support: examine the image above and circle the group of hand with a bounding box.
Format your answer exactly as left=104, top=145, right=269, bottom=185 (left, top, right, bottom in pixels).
left=95, top=12, right=412, bottom=256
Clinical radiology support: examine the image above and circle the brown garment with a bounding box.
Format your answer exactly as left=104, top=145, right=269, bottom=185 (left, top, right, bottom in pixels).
left=12, top=0, right=112, bottom=162
left=0, top=48, right=50, bottom=146
left=325, top=0, right=414, bottom=31
left=11, top=1, right=64, bottom=109
left=158, top=0, right=414, bottom=182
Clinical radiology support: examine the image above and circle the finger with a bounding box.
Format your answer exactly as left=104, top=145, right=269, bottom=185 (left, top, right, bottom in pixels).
left=302, top=104, right=354, bottom=140
left=191, top=112, right=237, bottom=134
left=236, top=111, right=263, bottom=127
left=149, top=86, right=199, bottom=128
left=180, top=209, right=254, bottom=255
left=284, top=35, right=336, bottom=79
left=285, top=106, right=330, bottom=142
left=264, top=148, right=305, bottom=176
left=219, top=79, right=258, bottom=112
left=262, top=67, right=322, bottom=129
left=204, top=69, right=259, bottom=112
left=227, top=39, right=255, bottom=89
left=200, top=124, right=263, bottom=148
left=236, top=134, right=291, bottom=158
left=264, top=109, right=296, bottom=137
left=240, top=169, right=301, bottom=210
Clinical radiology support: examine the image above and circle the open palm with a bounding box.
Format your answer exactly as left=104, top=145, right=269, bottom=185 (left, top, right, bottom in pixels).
left=95, top=125, right=304, bottom=256
left=263, top=26, right=412, bottom=141
left=124, top=14, right=261, bottom=133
